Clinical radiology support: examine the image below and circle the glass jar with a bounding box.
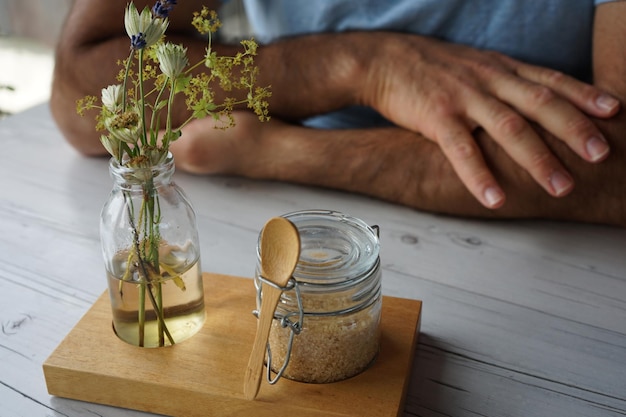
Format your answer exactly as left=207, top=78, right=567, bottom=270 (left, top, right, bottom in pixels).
left=100, top=154, right=205, bottom=347
left=255, top=209, right=382, bottom=383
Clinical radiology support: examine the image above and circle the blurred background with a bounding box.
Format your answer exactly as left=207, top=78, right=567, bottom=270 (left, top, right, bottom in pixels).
left=0, top=0, right=249, bottom=120
left=0, top=0, right=71, bottom=119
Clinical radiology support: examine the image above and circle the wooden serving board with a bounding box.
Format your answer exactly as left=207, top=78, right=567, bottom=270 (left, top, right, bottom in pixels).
left=43, top=273, right=422, bottom=417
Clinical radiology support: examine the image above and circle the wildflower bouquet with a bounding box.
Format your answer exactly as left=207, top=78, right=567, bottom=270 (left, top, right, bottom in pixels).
left=78, top=1, right=270, bottom=347
left=79, top=1, right=270, bottom=165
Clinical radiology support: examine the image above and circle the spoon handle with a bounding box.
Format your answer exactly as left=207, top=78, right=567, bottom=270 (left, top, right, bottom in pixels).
left=243, top=283, right=282, bottom=400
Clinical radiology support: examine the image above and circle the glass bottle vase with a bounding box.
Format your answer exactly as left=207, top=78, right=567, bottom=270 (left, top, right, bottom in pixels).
left=100, top=153, right=206, bottom=347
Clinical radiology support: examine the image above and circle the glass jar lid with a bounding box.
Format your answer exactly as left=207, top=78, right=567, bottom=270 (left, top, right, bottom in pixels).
left=280, top=210, right=380, bottom=287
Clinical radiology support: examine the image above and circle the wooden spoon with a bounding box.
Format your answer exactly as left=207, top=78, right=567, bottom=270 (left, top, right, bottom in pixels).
left=243, top=217, right=301, bottom=400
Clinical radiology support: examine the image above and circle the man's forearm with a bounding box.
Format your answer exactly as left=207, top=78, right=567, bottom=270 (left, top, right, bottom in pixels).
left=593, top=1, right=626, bottom=96
left=50, top=1, right=365, bottom=154
left=253, top=32, right=364, bottom=121
left=249, top=117, right=626, bottom=225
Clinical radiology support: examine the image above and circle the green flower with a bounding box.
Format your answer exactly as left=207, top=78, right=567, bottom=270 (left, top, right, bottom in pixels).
left=101, top=84, right=123, bottom=112
left=156, top=42, right=188, bottom=79
left=124, top=3, right=168, bottom=49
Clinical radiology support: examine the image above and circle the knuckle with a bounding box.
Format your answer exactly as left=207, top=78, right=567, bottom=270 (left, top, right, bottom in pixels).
left=427, top=91, right=456, bottom=118
left=171, top=136, right=210, bottom=172
left=544, top=69, right=566, bottom=86
left=527, top=85, right=556, bottom=108
left=564, top=116, right=595, bottom=137
left=444, top=138, right=478, bottom=160
left=470, top=59, right=497, bottom=75
left=528, top=150, right=553, bottom=171
left=482, top=50, right=504, bottom=61
left=493, top=111, right=526, bottom=138
left=538, top=68, right=598, bottom=103
left=475, top=50, right=507, bottom=68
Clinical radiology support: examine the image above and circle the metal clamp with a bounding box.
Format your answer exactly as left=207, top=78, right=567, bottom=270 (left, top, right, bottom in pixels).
left=253, top=274, right=304, bottom=385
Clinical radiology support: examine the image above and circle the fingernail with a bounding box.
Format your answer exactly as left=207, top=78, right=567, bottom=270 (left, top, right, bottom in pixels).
left=484, top=186, right=504, bottom=208
left=596, top=94, right=619, bottom=113
left=586, top=136, right=610, bottom=162
left=549, top=171, right=574, bottom=196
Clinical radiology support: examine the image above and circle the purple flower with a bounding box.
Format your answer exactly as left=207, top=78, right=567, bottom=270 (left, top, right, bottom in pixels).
left=130, top=33, right=147, bottom=50
left=152, top=0, right=177, bottom=18
left=125, top=3, right=169, bottom=49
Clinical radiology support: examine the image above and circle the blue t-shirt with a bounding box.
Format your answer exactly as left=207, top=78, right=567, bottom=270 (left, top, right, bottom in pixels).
left=242, top=0, right=616, bottom=128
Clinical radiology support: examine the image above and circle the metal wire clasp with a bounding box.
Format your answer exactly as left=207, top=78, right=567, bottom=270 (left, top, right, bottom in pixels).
left=252, top=274, right=304, bottom=385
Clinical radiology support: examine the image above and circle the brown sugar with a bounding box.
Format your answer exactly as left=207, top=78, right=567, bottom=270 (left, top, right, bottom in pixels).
left=268, top=297, right=381, bottom=383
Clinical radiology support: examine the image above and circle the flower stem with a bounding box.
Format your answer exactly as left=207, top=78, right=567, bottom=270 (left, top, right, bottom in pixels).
left=161, top=77, right=177, bottom=149
left=138, top=48, right=148, bottom=147
left=124, top=187, right=175, bottom=347
left=139, top=282, right=146, bottom=346
left=157, top=284, right=164, bottom=346
left=122, top=51, right=133, bottom=114
left=149, top=81, right=168, bottom=147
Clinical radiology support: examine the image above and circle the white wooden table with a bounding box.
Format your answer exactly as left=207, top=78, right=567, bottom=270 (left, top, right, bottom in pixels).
left=1, top=104, right=625, bottom=417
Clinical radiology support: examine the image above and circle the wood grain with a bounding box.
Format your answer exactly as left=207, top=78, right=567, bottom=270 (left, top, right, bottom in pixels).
left=43, top=273, right=422, bottom=417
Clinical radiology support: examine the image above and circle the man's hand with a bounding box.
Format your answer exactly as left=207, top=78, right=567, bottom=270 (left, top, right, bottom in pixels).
left=356, top=33, right=620, bottom=208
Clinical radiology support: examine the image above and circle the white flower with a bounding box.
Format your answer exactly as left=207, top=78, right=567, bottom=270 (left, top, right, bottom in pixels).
left=107, top=125, right=141, bottom=144
left=124, top=3, right=168, bottom=49
left=101, top=84, right=123, bottom=112
left=100, top=135, right=121, bottom=161
left=104, top=111, right=142, bottom=144
left=156, top=43, right=188, bottom=79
